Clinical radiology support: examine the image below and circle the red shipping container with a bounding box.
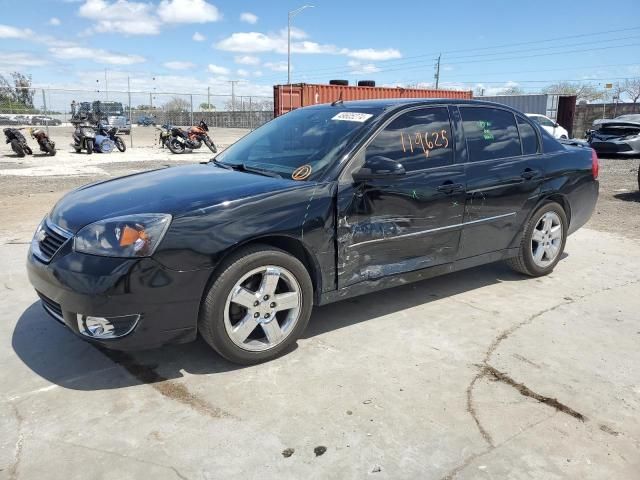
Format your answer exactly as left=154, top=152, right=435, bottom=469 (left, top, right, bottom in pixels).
left=274, top=83, right=473, bottom=116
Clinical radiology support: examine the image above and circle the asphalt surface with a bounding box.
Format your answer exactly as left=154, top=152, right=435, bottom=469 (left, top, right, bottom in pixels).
left=0, top=134, right=639, bottom=479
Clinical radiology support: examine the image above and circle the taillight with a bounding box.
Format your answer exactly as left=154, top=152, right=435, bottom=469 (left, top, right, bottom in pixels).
left=591, top=148, right=599, bottom=179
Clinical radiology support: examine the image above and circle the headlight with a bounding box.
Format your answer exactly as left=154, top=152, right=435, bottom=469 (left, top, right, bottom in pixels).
left=74, top=214, right=171, bottom=257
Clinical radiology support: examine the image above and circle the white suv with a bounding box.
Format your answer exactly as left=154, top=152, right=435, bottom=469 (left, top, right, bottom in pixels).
left=526, top=114, right=569, bottom=139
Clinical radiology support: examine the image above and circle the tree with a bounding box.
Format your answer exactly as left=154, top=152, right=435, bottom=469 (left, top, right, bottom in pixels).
left=621, top=79, right=640, bottom=103
left=542, top=82, right=604, bottom=103
left=0, top=72, right=35, bottom=111
left=199, top=102, right=216, bottom=111
left=496, top=85, right=524, bottom=95
left=163, top=96, right=190, bottom=112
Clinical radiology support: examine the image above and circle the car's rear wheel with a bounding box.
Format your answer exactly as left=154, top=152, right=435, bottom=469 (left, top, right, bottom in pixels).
left=506, top=202, right=568, bottom=277
left=199, top=245, right=313, bottom=364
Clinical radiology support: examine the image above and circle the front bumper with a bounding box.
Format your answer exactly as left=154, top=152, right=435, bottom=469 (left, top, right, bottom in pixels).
left=26, top=244, right=212, bottom=350
left=589, top=139, right=640, bottom=156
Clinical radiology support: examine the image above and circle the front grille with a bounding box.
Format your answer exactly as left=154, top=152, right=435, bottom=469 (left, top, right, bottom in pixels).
left=34, top=221, right=71, bottom=262
left=37, top=292, right=65, bottom=324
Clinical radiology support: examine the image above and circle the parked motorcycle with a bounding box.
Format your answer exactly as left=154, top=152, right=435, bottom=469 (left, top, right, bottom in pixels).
left=98, top=123, right=126, bottom=152
left=72, top=124, right=96, bottom=154
left=156, top=124, right=172, bottom=149
left=29, top=127, right=56, bottom=156
left=166, top=120, right=217, bottom=154
left=4, top=128, right=32, bottom=157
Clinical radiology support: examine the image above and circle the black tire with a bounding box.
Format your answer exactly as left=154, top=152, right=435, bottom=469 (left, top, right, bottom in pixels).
left=637, top=164, right=640, bottom=191
left=115, top=137, right=126, bottom=152
left=329, top=79, right=349, bottom=86
left=199, top=244, right=314, bottom=365
left=24, top=145, right=32, bottom=155
left=86, top=139, right=94, bottom=155
left=168, top=138, right=185, bottom=154
left=357, top=80, right=376, bottom=87
left=506, top=201, right=568, bottom=277
left=44, top=142, right=56, bottom=156
left=10, top=140, right=25, bottom=157
left=204, top=136, right=217, bottom=153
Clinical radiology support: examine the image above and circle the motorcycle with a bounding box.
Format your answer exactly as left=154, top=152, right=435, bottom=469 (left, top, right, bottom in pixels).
left=98, top=123, right=126, bottom=152
left=166, top=120, right=217, bottom=154
left=72, top=124, right=97, bottom=154
left=29, top=127, right=56, bottom=156
left=156, top=124, right=172, bottom=148
left=4, top=128, right=32, bottom=157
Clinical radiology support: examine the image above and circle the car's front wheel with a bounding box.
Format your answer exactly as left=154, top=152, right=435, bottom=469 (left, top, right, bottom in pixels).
left=507, top=201, right=568, bottom=276
left=199, top=245, right=314, bottom=364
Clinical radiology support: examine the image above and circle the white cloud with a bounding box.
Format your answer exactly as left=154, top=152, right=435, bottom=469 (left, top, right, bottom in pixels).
left=77, top=0, right=220, bottom=36
left=347, top=60, right=380, bottom=75
left=236, top=69, right=249, bottom=77
left=49, top=17, right=62, bottom=26
left=49, top=45, right=146, bottom=65
left=207, top=64, right=229, bottom=75
left=0, top=24, right=33, bottom=38
left=216, top=30, right=337, bottom=55
left=264, top=61, right=288, bottom=72
left=157, top=0, right=221, bottom=24
left=78, top=0, right=161, bottom=35
left=215, top=29, right=401, bottom=62
left=0, top=51, right=49, bottom=67
left=345, top=48, right=401, bottom=61
left=164, top=60, right=196, bottom=70
left=239, top=12, right=258, bottom=24
left=253, top=70, right=263, bottom=77
left=192, top=31, right=205, bottom=41
left=234, top=55, right=260, bottom=65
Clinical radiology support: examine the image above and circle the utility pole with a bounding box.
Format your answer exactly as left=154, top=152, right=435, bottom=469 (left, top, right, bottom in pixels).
left=127, top=76, right=133, bottom=148
left=288, top=5, right=314, bottom=84
left=228, top=80, right=239, bottom=111
left=207, top=86, right=210, bottom=110
left=105, top=68, right=108, bottom=101
left=434, top=54, right=441, bottom=90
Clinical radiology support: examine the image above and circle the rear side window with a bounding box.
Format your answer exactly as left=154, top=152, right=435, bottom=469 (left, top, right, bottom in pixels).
left=460, top=107, right=521, bottom=161
left=517, top=116, right=539, bottom=155
left=366, top=107, right=453, bottom=171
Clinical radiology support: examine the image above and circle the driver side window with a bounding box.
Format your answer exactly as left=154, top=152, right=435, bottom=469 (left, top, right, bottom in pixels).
left=365, top=107, right=454, bottom=171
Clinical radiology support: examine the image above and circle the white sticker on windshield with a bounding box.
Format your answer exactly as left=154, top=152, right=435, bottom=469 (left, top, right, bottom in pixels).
left=331, top=112, right=373, bottom=122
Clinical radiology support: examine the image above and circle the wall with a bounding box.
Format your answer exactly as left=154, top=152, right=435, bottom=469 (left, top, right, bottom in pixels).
left=573, top=103, right=640, bottom=138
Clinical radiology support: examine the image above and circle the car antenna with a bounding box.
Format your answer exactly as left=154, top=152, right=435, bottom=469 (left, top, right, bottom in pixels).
left=331, top=91, right=344, bottom=106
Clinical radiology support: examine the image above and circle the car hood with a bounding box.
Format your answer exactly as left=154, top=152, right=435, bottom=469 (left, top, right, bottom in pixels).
left=49, top=164, right=307, bottom=232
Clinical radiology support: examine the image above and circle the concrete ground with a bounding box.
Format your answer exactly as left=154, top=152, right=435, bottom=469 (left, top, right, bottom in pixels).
left=0, top=135, right=639, bottom=479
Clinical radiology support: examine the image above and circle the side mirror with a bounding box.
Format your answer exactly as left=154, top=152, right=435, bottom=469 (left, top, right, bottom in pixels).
left=554, top=122, right=560, bottom=128
left=352, top=156, right=406, bottom=182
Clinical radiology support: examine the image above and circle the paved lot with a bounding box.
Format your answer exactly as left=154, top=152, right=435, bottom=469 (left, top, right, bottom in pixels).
left=0, top=136, right=639, bottom=479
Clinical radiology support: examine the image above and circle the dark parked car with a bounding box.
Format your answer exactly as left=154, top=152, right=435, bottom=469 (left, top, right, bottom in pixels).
left=27, top=99, right=599, bottom=364
left=136, top=115, right=156, bottom=126
left=587, top=114, right=640, bottom=156
left=103, top=115, right=131, bottom=134
left=31, top=116, right=62, bottom=126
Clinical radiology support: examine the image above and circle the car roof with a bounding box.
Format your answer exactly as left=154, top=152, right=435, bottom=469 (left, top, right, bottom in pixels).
left=304, top=98, right=528, bottom=114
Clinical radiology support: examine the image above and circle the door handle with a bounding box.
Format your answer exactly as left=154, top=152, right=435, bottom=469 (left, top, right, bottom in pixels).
left=436, top=182, right=465, bottom=194
left=521, top=169, right=539, bottom=180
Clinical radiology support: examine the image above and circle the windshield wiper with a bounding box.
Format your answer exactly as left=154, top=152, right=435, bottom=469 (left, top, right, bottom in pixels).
left=229, top=163, right=282, bottom=178
left=209, top=158, right=233, bottom=170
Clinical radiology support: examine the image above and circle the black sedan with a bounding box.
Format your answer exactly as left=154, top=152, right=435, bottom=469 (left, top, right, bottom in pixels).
left=587, top=114, right=640, bottom=156
left=27, top=99, right=599, bottom=364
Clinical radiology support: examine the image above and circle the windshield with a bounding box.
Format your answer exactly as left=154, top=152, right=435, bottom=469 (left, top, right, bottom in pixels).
left=215, top=106, right=382, bottom=180
left=615, top=114, right=640, bottom=123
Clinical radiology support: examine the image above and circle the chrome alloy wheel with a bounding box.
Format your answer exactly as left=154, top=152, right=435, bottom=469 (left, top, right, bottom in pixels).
left=223, top=265, right=302, bottom=352
left=531, top=211, right=563, bottom=268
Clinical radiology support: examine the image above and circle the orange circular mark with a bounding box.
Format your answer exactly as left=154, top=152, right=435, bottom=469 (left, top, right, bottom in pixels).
left=292, top=164, right=312, bottom=180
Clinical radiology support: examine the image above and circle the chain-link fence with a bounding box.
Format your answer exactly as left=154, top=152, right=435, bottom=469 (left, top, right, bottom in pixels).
left=0, top=87, right=274, bottom=147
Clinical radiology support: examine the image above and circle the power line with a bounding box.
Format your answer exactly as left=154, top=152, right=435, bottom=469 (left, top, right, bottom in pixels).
left=256, top=26, right=640, bottom=82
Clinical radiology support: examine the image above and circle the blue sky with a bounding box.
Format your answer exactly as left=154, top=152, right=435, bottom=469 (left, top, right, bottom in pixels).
left=1, top=0, right=639, bottom=108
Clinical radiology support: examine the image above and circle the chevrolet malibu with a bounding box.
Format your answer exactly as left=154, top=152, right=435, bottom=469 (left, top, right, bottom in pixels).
left=27, top=99, right=599, bottom=364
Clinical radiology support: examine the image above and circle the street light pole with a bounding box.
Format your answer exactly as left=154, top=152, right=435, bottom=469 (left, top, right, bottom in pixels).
left=287, top=5, right=314, bottom=84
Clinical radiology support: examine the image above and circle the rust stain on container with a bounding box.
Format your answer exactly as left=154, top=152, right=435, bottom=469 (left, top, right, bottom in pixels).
left=274, top=83, right=473, bottom=116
